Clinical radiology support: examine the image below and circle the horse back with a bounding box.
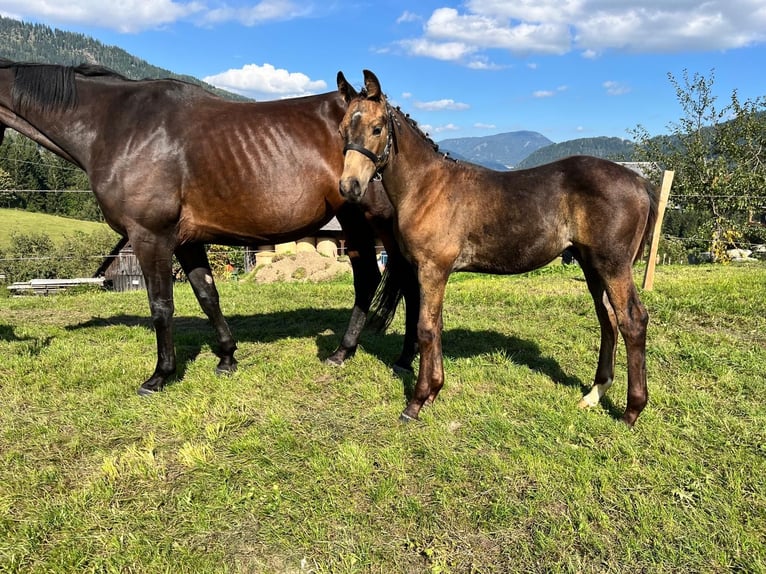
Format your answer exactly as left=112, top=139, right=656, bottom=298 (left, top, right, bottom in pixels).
left=444, top=156, right=655, bottom=274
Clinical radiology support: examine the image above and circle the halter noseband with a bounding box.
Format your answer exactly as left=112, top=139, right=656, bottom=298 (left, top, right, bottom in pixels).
left=342, top=103, right=397, bottom=181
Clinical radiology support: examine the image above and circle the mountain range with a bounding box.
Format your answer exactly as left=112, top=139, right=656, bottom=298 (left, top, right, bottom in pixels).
left=1, top=15, right=636, bottom=169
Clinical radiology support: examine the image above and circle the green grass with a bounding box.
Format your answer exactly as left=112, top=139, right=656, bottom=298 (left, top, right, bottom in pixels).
left=0, top=208, right=113, bottom=248
left=0, top=263, right=764, bottom=573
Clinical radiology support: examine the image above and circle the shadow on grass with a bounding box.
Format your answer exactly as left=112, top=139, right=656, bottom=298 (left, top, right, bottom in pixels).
left=67, top=308, right=623, bottom=421
left=0, top=324, right=20, bottom=341
left=0, top=323, right=52, bottom=357
left=360, top=327, right=623, bottom=421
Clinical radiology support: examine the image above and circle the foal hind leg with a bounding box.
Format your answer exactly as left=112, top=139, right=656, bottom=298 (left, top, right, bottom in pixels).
left=325, top=206, right=381, bottom=366
left=175, top=243, right=237, bottom=375
left=578, top=265, right=619, bottom=409
left=605, top=271, right=649, bottom=427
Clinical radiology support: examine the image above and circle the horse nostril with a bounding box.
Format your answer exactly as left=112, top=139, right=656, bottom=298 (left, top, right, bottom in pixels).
left=339, top=177, right=362, bottom=200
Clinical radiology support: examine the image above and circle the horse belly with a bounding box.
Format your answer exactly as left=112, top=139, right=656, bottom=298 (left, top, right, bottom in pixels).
left=456, top=229, right=567, bottom=275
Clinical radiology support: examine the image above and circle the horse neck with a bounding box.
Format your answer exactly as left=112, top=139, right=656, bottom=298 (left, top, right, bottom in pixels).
left=382, top=110, right=443, bottom=207
left=0, top=69, right=100, bottom=171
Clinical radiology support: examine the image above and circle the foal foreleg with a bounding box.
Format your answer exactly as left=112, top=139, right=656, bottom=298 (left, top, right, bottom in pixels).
left=401, top=273, right=447, bottom=422
left=175, top=243, right=237, bottom=375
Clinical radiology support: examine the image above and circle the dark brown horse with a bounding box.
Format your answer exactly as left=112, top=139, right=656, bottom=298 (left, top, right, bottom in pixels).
left=0, top=59, right=419, bottom=395
left=337, top=70, right=658, bottom=427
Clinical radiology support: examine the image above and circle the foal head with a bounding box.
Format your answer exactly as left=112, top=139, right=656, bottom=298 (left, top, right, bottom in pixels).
left=337, top=70, right=394, bottom=202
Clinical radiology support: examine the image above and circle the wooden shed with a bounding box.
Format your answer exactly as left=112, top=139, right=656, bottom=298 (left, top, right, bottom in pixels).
left=94, top=237, right=146, bottom=292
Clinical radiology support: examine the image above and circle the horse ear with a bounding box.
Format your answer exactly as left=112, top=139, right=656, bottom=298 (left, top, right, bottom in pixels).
left=337, top=71, right=358, bottom=103
left=362, top=70, right=382, bottom=101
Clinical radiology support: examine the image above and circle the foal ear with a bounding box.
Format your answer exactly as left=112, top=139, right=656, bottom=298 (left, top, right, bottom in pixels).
left=337, top=71, right=358, bottom=103
left=362, top=70, right=382, bottom=101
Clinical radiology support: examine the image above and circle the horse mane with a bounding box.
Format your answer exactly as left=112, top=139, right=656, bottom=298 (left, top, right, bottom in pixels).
left=385, top=97, right=457, bottom=162
left=6, top=61, right=130, bottom=114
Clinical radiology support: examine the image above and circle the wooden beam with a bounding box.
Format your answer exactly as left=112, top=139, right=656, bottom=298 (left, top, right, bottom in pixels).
left=642, top=170, right=674, bottom=291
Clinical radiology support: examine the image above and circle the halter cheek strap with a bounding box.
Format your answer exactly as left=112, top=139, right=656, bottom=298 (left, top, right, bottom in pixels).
left=342, top=104, right=397, bottom=181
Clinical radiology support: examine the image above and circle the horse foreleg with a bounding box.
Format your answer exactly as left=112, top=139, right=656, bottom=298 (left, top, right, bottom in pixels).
left=579, top=268, right=618, bottom=409
left=606, top=276, right=649, bottom=426
left=175, top=243, right=237, bottom=375
left=392, top=250, right=420, bottom=374
left=326, top=207, right=381, bottom=366
left=401, top=271, right=446, bottom=422
left=132, top=234, right=177, bottom=395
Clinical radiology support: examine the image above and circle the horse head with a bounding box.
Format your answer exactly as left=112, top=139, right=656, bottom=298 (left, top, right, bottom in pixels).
left=337, top=70, right=394, bottom=202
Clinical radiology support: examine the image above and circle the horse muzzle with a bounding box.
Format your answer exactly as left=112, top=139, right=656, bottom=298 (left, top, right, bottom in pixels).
left=339, top=175, right=367, bottom=203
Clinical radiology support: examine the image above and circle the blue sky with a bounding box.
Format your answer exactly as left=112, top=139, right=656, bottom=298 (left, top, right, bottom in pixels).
left=1, top=0, right=764, bottom=142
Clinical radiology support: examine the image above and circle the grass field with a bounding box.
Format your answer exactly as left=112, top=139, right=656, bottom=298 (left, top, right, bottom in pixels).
left=0, top=263, right=764, bottom=573
left=0, top=208, right=114, bottom=248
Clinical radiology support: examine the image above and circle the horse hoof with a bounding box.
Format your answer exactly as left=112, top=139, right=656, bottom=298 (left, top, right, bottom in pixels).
left=324, top=356, right=344, bottom=367
left=392, top=364, right=413, bottom=377
left=215, top=363, right=237, bottom=376
left=137, top=386, right=157, bottom=397
left=399, top=412, right=418, bottom=423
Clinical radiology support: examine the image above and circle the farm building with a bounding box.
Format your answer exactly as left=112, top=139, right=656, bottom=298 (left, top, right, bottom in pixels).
left=95, top=218, right=353, bottom=290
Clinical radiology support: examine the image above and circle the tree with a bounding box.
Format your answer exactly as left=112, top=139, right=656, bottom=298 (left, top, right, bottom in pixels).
left=630, top=69, right=766, bottom=260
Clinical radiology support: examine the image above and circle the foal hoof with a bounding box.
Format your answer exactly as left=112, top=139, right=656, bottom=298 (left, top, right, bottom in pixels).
left=577, top=397, right=594, bottom=409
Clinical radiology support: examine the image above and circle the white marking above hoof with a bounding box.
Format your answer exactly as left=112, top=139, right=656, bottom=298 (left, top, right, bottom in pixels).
left=578, top=379, right=613, bottom=409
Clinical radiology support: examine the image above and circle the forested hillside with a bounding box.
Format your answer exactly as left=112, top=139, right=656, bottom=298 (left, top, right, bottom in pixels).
left=515, top=137, right=636, bottom=169
left=0, top=16, right=244, bottom=99
left=0, top=17, right=252, bottom=222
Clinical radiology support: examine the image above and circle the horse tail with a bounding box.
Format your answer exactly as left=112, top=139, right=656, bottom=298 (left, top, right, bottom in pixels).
left=367, top=246, right=413, bottom=332
left=636, top=177, right=659, bottom=264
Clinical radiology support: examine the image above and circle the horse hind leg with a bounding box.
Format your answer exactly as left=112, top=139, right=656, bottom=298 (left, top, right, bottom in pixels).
left=578, top=265, right=619, bottom=410
left=175, top=243, right=238, bottom=375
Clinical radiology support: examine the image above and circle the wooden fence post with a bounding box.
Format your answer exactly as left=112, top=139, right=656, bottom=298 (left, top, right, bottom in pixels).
left=642, top=170, right=674, bottom=291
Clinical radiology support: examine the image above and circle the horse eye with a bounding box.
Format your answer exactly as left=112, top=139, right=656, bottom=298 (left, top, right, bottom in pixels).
left=372, top=126, right=383, bottom=136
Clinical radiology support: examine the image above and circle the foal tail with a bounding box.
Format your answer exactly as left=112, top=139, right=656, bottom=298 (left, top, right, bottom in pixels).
left=635, top=178, right=659, bottom=264
left=367, top=247, right=416, bottom=332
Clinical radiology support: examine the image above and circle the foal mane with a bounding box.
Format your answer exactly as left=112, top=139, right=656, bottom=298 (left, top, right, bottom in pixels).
left=3, top=61, right=129, bottom=114
left=385, top=98, right=457, bottom=163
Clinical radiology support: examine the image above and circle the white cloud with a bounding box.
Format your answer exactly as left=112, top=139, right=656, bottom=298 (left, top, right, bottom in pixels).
left=419, top=123, right=460, bottom=134
left=400, top=1, right=766, bottom=64
left=474, top=122, right=496, bottom=129
left=413, top=99, right=470, bottom=111
left=433, top=123, right=460, bottom=133
left=202, top=0, right=311, bottom=26
left=0, top=0, right=203, bottom=32
left=0, top=0, right=311, bottom=32
left=603, top=80, right=631, bottom=96
left=423, top=7, right=570, bottom=55
left=203, top=63, right=327, bottom=99
left=396, top=10, right=421, bottom=24
left=399, top=38, right=477, bottom=61
left=533, top=85, right=567, bottom=98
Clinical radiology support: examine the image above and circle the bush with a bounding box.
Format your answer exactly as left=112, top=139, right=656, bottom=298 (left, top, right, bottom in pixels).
left=1, top=228, right=118, bottom=282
